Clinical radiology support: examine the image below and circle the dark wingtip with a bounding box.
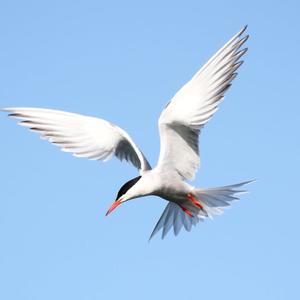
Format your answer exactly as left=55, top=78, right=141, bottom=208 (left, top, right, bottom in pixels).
left=240, top=179, right=257, bottom=185
left=148, top=230, right=156, bottom=242
left=241, top=25, right=248, bottom=35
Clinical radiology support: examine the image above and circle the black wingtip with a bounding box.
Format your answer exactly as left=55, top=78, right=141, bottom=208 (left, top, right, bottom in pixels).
left=242, top=34, right=250, bottom=44
left=242, top=25, right=248, bottom=34
left=148, top=231, right=155, bottom=242
left=246, top=179, right=257, bottom=184
left=234, top=26, right=248, bottom=41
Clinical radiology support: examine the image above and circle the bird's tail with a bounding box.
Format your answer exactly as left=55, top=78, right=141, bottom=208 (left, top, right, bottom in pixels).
left=149, top=180, right=254, bottom=240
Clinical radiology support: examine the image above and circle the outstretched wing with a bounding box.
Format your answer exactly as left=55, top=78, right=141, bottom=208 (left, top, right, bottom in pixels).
left=2, top=107, right=151, bottom=173
left=157, top=26, right=248, bottom=180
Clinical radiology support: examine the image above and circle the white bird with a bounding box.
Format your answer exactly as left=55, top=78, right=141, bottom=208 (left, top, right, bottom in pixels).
left=2, top=26, right=253, bottom=240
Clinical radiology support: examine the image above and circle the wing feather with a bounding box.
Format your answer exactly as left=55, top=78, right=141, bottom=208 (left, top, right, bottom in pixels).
left=2, top=107, right=151, bottom=173
left=157, top=26, right=248, bottom=180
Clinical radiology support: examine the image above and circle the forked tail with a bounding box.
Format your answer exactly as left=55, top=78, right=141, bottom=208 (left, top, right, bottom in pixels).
left=149, top=180, right=255, bottom=240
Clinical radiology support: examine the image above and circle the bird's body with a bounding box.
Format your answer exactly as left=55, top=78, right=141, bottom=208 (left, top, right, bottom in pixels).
left=124, top=168, right=191, bottom=202
left=2, top=26, right=253, bottom=239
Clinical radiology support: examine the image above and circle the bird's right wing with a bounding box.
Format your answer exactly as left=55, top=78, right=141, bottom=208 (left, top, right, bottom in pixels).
left=2, top=107, right=151, bottom=173
left=157, top=27, right=248, bottom=180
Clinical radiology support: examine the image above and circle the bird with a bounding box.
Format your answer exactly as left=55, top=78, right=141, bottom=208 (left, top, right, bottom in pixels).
left=2, top=26, right=253, bottom=240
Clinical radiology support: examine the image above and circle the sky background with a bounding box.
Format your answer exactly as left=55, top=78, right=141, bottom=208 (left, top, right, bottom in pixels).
left=0, top=0, right=299, bottom=299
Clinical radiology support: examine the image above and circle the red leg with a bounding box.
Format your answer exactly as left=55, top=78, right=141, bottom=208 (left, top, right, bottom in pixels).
left=179, top=205, right=193, bottom=217
left=187, top=193, right=204, bottom=210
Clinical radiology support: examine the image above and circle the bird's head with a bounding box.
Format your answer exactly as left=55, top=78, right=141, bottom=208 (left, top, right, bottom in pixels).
left=105, top=176, right=141, bottom=216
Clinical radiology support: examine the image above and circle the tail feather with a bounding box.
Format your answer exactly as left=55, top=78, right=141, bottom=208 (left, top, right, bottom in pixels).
left=149, top=180, right=254, bottom=240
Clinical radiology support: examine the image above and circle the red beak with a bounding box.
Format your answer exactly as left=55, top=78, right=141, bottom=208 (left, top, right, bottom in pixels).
left=106, top=199, right=122, bottom=216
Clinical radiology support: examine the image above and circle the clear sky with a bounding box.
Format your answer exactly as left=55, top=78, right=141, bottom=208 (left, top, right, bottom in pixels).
left=0, top=0, right=299, bottom=299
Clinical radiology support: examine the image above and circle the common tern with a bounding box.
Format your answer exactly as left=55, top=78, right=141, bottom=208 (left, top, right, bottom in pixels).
left=2, top=26, right=252, bottom=239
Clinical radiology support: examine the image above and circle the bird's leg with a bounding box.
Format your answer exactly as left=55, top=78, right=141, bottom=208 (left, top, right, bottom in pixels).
left=187, top=193, right=204, bottom=210
left=179, top=205, right=193, bottom=217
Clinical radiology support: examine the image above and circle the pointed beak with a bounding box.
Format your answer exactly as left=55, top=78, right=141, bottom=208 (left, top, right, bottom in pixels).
left=105, top=198, right=122, bottom=216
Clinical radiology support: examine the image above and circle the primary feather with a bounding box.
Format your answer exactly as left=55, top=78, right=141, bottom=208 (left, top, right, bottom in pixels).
left=157, top=26, right=248, bottom=180
left=2, top=107, right=151, bottom=173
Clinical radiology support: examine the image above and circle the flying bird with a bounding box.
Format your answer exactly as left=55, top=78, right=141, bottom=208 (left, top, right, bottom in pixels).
left=2, top=26, right=252, bottom=240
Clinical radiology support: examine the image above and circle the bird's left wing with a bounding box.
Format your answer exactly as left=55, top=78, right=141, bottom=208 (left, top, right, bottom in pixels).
left=157, top=27, right=248, bottom=180
left=2, top=107, right=151, bottom=173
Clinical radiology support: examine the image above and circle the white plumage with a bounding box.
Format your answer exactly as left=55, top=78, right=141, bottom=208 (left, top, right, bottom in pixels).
left=3, top=107, right=151, bottom=173
left=158, top=28, right=248, bottom=180
left=2, top=26, right=252, bottom=240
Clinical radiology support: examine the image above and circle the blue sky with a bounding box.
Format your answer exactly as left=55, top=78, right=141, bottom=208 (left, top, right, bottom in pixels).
left=0, top=0, right=299, bottom=299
